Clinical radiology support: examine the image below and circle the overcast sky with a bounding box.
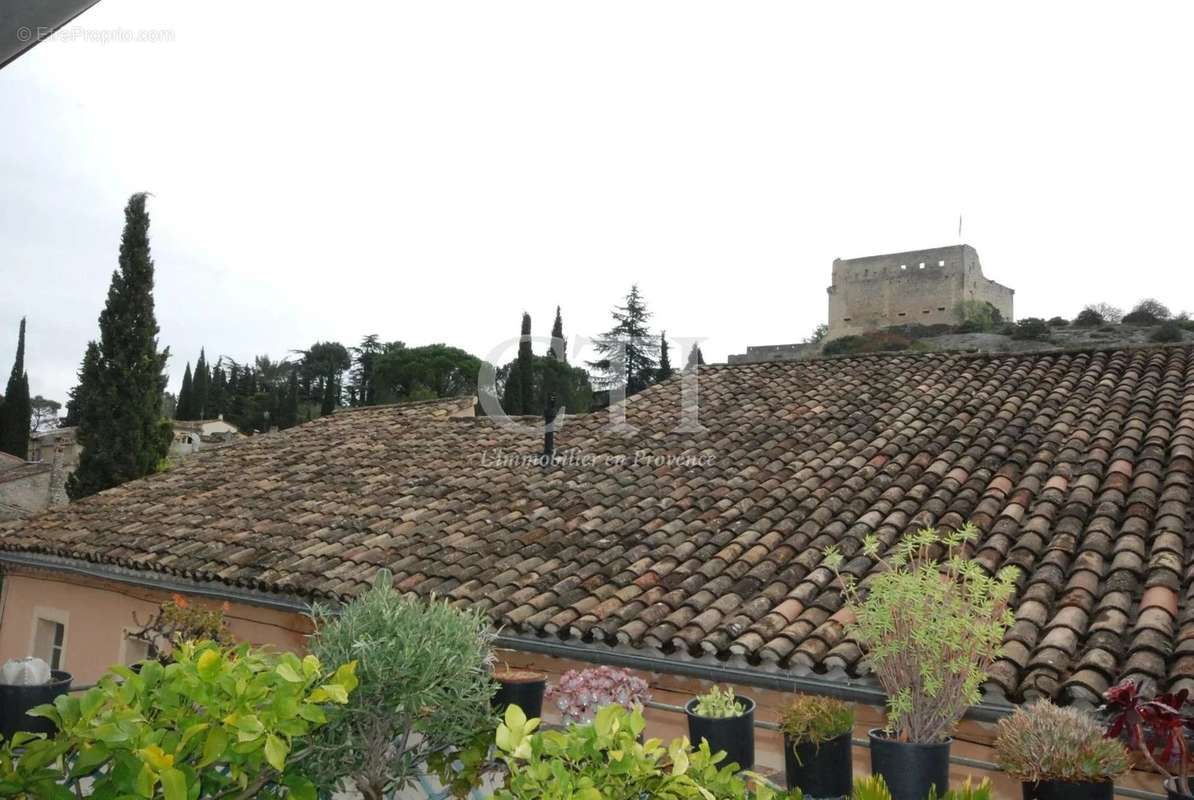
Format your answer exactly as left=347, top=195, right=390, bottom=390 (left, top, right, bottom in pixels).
left=2, top=1, right=1193, bottom=404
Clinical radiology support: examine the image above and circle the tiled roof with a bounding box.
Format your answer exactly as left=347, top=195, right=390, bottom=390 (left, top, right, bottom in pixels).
left=2, top=348, right=1192, bottom=706
left=0, top=462, right=51, bottom=486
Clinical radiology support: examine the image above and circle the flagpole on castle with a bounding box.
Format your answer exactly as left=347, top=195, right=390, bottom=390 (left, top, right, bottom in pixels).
left=958, top=214, right=963, bottom=243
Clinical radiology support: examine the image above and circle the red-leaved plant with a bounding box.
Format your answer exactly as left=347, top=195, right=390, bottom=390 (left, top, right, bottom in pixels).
left=1103, top=680, right=1194, bottom=795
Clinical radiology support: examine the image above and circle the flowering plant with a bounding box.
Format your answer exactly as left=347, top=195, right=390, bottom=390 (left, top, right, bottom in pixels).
left=1102, top=680, right=1194, bottom=794
left=546, top=666, right=650, bottom=725
left=128, top=594, right=233, bottom=657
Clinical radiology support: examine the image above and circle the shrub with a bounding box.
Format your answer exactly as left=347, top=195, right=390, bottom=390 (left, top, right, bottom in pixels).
left=825, top=525, right=1017, bottom=743
left=779, top=694, right=853, bottom=746
left=1073, top=308, right=1104, bottom=327
left=693, top=685, right=747, bottom=718
left=1047, top=316, right=1070, bottom=328
left=0, top=640, right=356, bottom=800
left=1127, top=298, right=1172, bottom=323
left=306, top=570, right=497, bottom=800
left=1011, top=318, right=1051, bottom=340
left=547, top=666, right=650, bottom=725
left=954, top=300, right=1003, bottom=332
left=1151, top=322, right=1184, bottom=343
left=804, top=323, right=828, bottom=345
left=491, top=703, right=794, bottom=800
left=823, top=331, right=913, bottom=356
left=1083, top=303, right=1124, bottom=324
left=995, top=701, right=1130, bottom=782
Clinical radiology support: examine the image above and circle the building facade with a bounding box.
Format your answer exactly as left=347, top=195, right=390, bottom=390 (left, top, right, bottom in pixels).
left=826, top=244, right=1013, bottom=340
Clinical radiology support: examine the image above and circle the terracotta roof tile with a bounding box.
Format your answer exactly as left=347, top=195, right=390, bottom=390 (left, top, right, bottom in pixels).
left=2, top=348, right=1193, bottom=701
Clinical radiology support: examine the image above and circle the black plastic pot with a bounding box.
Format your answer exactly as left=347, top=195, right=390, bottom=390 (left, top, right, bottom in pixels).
left=0, top=671, right=72, bottom=739
left=868, top=729, right=950, bottom=800
left=1023, top=780, right=1113, bottom=800
left=685, top=695, right=755, bottom=771
left=1164, top=778, right=1194, bottom=800
left=784, top=731, right=853, bottom=797
left=491, top=671, right=546, bottom=720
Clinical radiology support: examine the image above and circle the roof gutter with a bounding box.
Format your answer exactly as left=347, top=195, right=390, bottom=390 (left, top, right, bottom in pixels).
left=0, top=552, right=1016, bottom=722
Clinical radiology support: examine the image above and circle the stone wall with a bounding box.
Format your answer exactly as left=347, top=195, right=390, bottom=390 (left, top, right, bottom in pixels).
left=826, top=244, right=1013, bottom=340
left=0, top=469, right=53, bottom=520
left=727, top=342, right=819, bottom=364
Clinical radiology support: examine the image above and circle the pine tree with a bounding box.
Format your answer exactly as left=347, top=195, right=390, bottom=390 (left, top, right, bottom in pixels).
left=588, top=285, right=659, bottom=396
left=0, top=317, right=31, bottom=459
left=67, top=193, right=171, bottom=500
left=657, top=331, right=673, bottom=382
left=548, top=306, right=565, bottom=361
left=177, top=362, right=194, bottom=420
left=193, top=348, right=210, bottom=420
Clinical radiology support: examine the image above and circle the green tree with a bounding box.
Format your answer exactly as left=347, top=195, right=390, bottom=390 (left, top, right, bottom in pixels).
left=281, top=368, right=300, bottom=428
left=67, top=193, right=171, bottom=500
left=297, top=342, right=350, bottom=409
left=0, top=317, right=31, bottom=459
left=657, top=331, right=673, bottom=382
left=373, top=344, right=483, bottom=401
left=176, top=362, right=194, bottom=420
left=348, top=334, right=385, bottom=406
left=685, top=343, right=705, bottom=371
left=29, top=395, right=62, bottom=433
left=548, top=305, right=565, bottom=360
left=588, top=285, right=659, bottom=397
left=501, top=313, right=534, bottom=414
left=193, top=348, right=210, bottom=419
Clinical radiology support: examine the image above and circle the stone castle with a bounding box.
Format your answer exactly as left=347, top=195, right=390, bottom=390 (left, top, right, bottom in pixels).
left=728, top=244, right=1014, bottom=364
left=827, top=244, right=1013, bottom=340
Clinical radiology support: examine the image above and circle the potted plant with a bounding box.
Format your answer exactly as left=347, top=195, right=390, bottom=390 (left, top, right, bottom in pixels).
left=305, top=570, right=498, bottom=800
left=0, top=658, right=72, bottom=739
left=1102, top=680, right=1194, bottom=800
left=685, top=684, right=756, bottom=771
left=491, top=663, right=547, bottom=720
left=546, top=665, right=650, bottom=725
left=779, top=693, right=854, bottom=797
left=826, top=524, right=1017, bottom=800
left=995, top=701, right=1130, bottom=800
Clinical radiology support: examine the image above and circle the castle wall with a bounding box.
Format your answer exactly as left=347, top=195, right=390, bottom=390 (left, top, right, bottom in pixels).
left=826, top=244, right=1013, bottom=340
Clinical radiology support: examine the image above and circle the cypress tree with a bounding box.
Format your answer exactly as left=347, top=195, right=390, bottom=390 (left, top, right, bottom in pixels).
left=193, top=348, right=210, bottom=420
left=320, top=370, right=338, bottom=416
left=0, top=317, right=31, bottom=459
left=685, top=344, right=705, bottom=371
left=548, top=306, right=565, bottom=361
left=68, top=193, right=171, bottom=500
left=501, top=313, right=534, bottom=414
left=657, top=331, right=673, bottom=382
left=177, top=362, right=194, bottom=420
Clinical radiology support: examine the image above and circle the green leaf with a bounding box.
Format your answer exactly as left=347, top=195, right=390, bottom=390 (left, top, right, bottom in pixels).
left=160, top=767, right=187, bottom=800
left=284, top=774, right=317, bottom=800
left=264, top=734, right=288, bottom=771
left=196, top=649, right=221, bottom=680
left=275, top=662, right=303, bottom=683
left=199, top=725, right=228, bottom=768
left=69, top=743, right=110, bottom=778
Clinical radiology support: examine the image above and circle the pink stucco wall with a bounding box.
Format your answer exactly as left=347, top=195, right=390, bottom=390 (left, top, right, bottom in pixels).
left=0, top=568, right=309, bottom=685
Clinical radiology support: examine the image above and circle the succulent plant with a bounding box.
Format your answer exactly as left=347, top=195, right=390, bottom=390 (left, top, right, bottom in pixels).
left=995, top=701, right=1130, bottom=782
left=692, top=685, right=746, bottom=718
left=779, top=693, right=854, bottom=746
left=545, top=666, right=650, bottom=725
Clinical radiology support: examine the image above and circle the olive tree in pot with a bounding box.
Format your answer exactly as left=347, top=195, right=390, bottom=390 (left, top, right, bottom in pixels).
left=304, top=570, right=498, bottom=800
left=995, top=701, right=1130, bottom=800
left=779, top=693, right=855, bottom=797
left=686, top=685, right=756, bottom=771
left=826, top=525, right=1017, bottom=800
left=1101, top=680, right=1194, bottom=800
